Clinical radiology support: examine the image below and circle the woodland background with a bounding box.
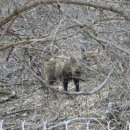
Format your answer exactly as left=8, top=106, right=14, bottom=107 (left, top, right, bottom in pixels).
left=0, top=0, right=130, bottom=129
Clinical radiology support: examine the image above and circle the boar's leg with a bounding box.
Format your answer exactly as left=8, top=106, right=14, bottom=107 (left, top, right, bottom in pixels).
left=63, top=78, right=69, bottom=91
left=73, top=78, right=79, bottom=92
left=48, top=77, right=56, bottom=85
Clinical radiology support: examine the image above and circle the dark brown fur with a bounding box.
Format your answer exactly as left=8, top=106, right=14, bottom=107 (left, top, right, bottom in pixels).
left=43, top=57, right=84, bottom=91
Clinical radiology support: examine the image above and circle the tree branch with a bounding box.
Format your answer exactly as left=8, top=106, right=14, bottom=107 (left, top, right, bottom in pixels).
left=0, top=36, right=51, bottom=51
left=0, top=0, right=130, bottom=27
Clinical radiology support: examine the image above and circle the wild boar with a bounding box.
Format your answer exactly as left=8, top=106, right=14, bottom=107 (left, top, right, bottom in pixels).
left=43, top=57, right=84, bottom=91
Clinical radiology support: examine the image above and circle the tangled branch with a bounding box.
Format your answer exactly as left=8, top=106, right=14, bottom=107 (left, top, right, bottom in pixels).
left=0, top=0, right=130, bottom=27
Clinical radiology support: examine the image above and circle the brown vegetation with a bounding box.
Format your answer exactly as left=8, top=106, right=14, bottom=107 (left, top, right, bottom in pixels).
left=0, top=0, right=130, bottom=129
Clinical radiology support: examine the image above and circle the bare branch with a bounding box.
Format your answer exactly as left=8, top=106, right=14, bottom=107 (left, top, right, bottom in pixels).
left=46, top=117, right=104, bottom=130
left=0, top=36, right=51, bottom=51
left=66, top=62, right=116, bottom=95
left=0, top=0, right=130, bottom=27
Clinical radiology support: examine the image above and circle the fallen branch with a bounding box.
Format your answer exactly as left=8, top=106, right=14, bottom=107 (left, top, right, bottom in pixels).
left=0, top=36, right=51, bottom=51
left=0, top=89, right=17, bottom=104
left=64, top=62, right=116, bottom=95
left=32, top=62, right=116, bottom=96
left=2, top=108, right=35, bottom=117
